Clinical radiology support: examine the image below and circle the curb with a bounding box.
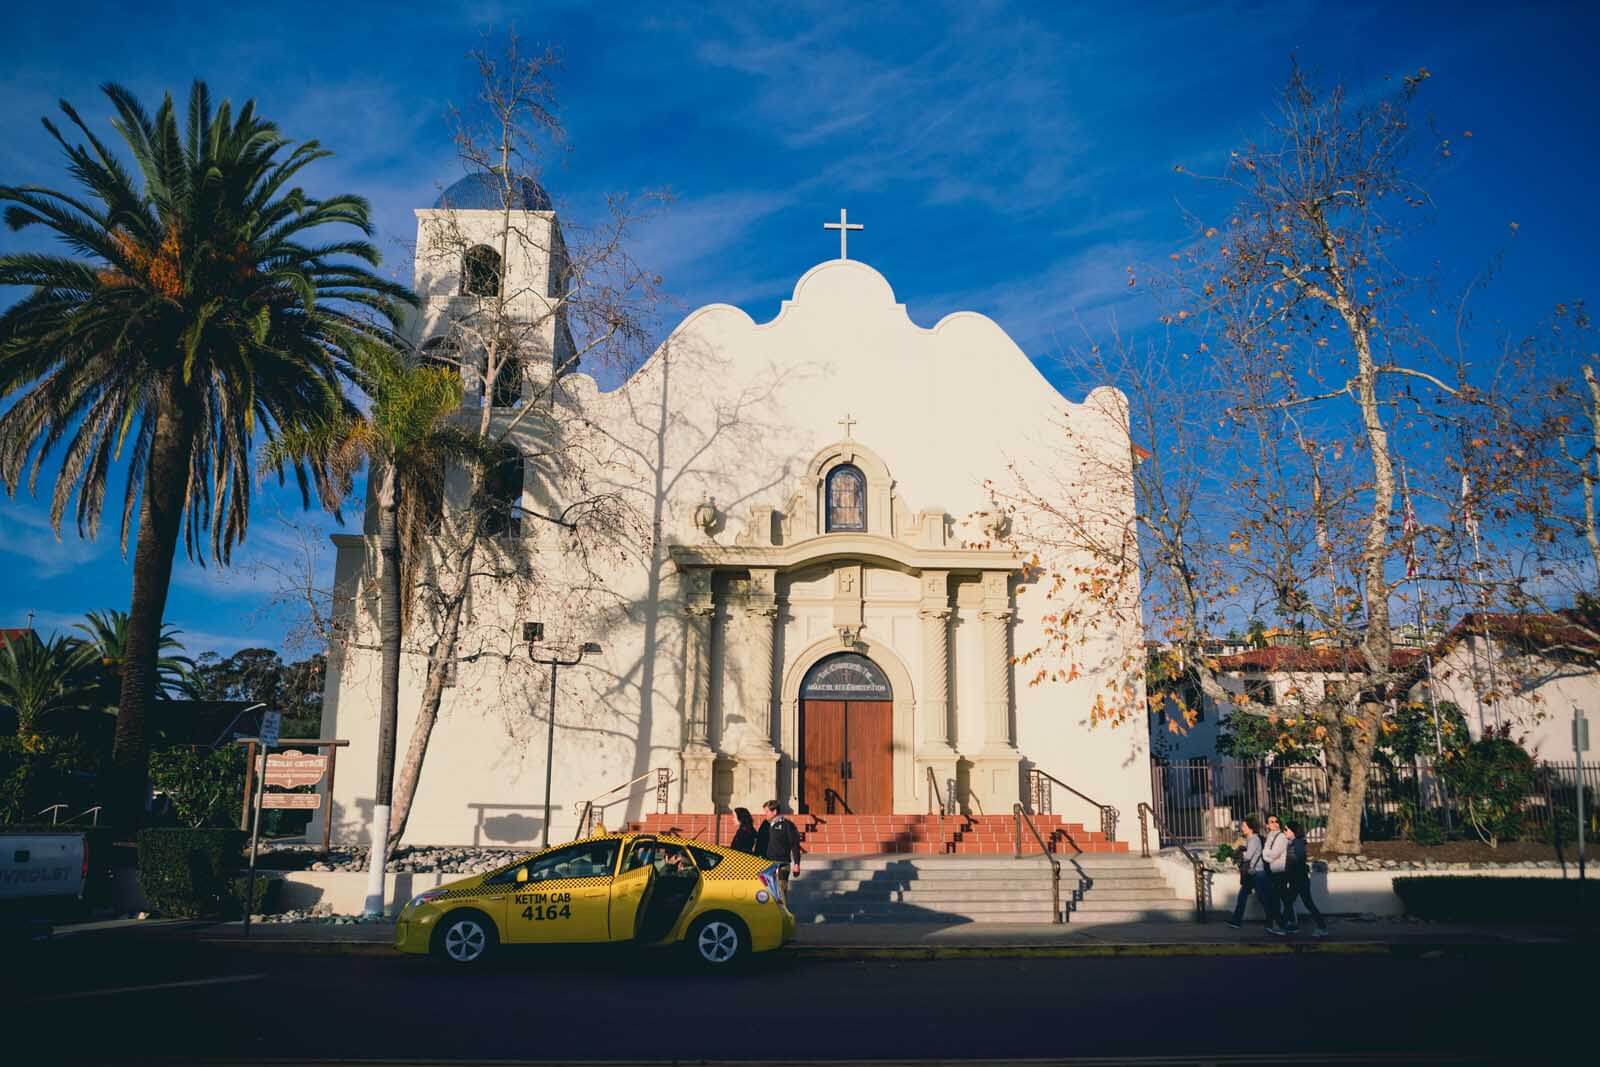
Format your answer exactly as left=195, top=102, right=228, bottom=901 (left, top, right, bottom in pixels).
left=190, top=937, right=1570, bottom=961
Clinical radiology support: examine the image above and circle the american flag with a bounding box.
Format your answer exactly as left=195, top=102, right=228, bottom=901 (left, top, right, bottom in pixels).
left=1460, top=472, right=1479, bottom=542
left=1401, top=469, right=1420, bottom=578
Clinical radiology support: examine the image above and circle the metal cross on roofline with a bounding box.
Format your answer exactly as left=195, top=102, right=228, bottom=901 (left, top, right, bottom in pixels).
left=823, top=208, right=864, bottom=260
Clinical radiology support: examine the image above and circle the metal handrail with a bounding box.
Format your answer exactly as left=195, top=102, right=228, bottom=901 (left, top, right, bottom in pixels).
left=1029, top=767, right=1119, bottom=842
left=573, top=767, right=674, bottom=839
left=925, top=766, right=946, bottom=817
left=823, top=787, right=852, bottom=815
left=1013, top=803, right=1063, bottom=924
left=35, top=804, right=68, bottom=825
left=1138, top=801, right=1209, bottom=922
left=66, top=806, right=103, bottom=827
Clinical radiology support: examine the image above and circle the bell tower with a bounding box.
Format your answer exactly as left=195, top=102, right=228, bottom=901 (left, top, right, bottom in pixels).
left=411, top=169, right=576, bottom=405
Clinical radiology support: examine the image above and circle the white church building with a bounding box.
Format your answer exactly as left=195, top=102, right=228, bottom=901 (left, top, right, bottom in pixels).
left=314, top=177, right=1152, bottom=849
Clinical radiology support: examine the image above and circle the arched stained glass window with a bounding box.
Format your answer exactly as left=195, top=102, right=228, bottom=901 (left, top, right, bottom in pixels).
left=462, top=244, right=501, bottom=296
left=826, top=465, right=866, bottom=532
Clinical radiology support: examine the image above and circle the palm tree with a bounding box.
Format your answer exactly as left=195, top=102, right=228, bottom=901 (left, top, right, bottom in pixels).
left=75, top=608, right=196, bottom=699
left=0, top=83, right=413, bottom=823
left=268, top=340, right=473, bottom=907
left=0, top=633, right=96, bottom=746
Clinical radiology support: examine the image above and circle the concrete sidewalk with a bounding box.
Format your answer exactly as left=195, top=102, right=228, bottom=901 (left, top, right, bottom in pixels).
left=53, top=914, right=1587, bottom=958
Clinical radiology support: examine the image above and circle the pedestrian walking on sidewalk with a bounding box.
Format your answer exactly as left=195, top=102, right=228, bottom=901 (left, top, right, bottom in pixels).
left=1226, top=816, right=1277, bottom=930
left=1281, top=821, right=1328, bottom=936
left=1260, top=814, right=1288, bottom=936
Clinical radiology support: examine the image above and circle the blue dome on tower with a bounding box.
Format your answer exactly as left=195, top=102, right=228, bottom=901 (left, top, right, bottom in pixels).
left=433, top=170, right=553, bottom=212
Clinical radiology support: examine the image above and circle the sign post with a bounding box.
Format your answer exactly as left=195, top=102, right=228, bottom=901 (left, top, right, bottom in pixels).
left=1575, top=707, right=1589, bottom=886
left=242, top=710, right=281, bottom=938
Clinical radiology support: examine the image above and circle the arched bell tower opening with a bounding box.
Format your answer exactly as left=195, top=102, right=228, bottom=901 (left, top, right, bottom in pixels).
left=797, top=652, right=895, bottom=814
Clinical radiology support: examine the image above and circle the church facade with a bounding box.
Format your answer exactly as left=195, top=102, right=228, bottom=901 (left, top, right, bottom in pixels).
left=315, top=185, right=1152, bottom=848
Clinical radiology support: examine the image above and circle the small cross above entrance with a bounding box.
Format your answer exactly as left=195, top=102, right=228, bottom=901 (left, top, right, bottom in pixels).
left=837, top=412, right=857, bottom=438
left=823, top=208, right=864, bottom=260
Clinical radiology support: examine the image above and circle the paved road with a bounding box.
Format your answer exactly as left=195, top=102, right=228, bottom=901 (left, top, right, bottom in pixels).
left=8, top=932, right=1586, bottom=1063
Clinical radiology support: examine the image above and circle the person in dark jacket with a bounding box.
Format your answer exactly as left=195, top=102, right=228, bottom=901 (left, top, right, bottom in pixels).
left=1281, top=821, right=1328, bottom=936
left=730, top=807, right=758, bottom=854
left=759, top=799, right=801, bottom=890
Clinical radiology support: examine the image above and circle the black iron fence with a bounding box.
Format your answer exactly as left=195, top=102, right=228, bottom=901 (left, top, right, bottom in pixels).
left=1150, top=758, right=1600, bottom=846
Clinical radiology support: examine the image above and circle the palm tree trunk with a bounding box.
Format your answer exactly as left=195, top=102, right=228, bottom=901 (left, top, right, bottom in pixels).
left=363, top=463, right=401, bottom=914
left=112, top=387, right=194, bottom=827
left=386, top=570, right=471, bottom=851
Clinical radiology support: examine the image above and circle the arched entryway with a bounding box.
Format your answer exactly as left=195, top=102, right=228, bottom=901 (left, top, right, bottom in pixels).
left=798, top=653, right=894, bottom=814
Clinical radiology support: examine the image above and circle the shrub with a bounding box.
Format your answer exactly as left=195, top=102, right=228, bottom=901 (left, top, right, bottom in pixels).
left=1441, top=736, right=1537, bottom=847
left=1394, top=876, right=1599, bottom=921
left=137, top=827, right=246, bottom=918
left=149, top=746, right=245, bottom=828
left=229, top=874, right=283, bottom=918
left=0, top=734, right=93, bottom=823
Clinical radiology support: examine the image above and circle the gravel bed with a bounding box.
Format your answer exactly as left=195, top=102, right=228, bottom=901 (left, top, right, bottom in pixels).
left=257, top=843, right=525, bottom=874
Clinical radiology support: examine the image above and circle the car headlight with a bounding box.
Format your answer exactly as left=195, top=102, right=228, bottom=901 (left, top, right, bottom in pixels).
left=408, top=890, right=446, bottom=910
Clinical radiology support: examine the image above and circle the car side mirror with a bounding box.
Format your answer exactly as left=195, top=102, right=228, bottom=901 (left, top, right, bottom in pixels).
left=516, top=868, right=529, bottom=883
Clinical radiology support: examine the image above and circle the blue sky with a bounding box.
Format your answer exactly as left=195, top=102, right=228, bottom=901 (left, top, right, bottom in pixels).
left=1, top=1, right=1597, bottom=658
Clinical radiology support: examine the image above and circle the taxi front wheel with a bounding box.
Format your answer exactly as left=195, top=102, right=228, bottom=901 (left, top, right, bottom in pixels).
left=432, top=910, right=498, bottom=966
left=688, top=913, right=749, bottom=968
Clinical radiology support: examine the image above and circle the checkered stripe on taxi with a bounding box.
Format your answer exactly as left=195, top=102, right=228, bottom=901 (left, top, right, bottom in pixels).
left=429, top=875, right=613, bottom=902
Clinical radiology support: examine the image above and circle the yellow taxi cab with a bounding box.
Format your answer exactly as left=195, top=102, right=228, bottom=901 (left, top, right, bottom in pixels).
left=395, top=832, right=795, bottom=967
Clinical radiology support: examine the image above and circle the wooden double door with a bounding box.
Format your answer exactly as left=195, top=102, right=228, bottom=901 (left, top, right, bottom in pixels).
left=799, top=700, right=893, bottom=814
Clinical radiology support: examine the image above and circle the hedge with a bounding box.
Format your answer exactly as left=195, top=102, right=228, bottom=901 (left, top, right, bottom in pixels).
left=136, top=827, right=247, bottom=918
left=1393, top=876, right=1600, bottom=921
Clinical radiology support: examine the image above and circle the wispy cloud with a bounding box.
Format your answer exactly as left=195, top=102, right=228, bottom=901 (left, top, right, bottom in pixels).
left=690, top=4, right=1087, bottom=215
left=0, top=503, right=106, bottom=579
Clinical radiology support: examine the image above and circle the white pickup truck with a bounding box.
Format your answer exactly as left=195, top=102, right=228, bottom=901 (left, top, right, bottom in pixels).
left=0, top=832, right=87, bottom=939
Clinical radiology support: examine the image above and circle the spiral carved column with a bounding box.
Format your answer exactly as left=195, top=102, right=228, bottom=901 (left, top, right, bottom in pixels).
left=920, top=607, right=952, bottom=747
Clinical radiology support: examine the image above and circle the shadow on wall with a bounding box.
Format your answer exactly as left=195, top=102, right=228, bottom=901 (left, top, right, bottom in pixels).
left=582, top=333, right=808, bottom=827
left=468, top=802, right=552, bottom=846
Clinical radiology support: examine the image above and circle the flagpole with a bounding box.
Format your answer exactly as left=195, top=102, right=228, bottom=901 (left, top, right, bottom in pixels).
left=1403, top=466, right=1452, bottom=833
left=1461, top=471, right=1502, bottom=732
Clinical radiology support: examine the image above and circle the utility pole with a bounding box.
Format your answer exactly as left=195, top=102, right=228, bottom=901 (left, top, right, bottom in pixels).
left=527, top=624, right=602, bottom=848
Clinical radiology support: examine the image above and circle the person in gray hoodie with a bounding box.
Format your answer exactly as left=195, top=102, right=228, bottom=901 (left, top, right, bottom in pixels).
left=1227, top=816, right=1277, bottom=929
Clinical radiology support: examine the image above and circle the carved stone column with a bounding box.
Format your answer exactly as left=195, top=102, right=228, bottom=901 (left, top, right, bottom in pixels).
left=971, top=571, right=1021, bottom=814
left=915, top=570, right=958, bottom=812
left=980, top=605, right=1015, bottom=750
left=680, top=569, right=717, bottom=812
left=734, top=567, right=780, bottom=808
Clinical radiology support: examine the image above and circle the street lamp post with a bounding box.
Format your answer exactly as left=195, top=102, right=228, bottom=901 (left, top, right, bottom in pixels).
left=528, top=635, right=602, bottom=848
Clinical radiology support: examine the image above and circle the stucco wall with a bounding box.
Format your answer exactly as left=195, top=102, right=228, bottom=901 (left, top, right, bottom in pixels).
left=317, top=255, right=1147, bottom=847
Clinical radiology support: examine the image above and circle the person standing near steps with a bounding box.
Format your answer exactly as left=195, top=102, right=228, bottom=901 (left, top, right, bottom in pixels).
left=758, top=799, right=801, bottom=892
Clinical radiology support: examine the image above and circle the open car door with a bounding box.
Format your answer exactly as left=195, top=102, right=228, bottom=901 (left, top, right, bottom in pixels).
left=609, top=837, right=656, bottom=941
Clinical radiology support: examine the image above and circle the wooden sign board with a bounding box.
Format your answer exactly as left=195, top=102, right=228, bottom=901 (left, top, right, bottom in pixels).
left=261, top=792, right=323, bottom=810
left=264, top=750, right=328, bottom=789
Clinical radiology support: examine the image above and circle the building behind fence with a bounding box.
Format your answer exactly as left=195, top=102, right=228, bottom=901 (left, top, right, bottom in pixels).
left=1149, top=758, right=1599, bottom=847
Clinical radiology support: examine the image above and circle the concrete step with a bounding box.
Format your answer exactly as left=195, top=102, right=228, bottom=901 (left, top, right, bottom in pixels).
left=773, top=849, right=1198, bottom=925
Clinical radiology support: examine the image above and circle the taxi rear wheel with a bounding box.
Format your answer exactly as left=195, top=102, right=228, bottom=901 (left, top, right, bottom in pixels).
left=432, top=910, right=497, bottom=966
left=688, top=913, right=748, bottom=968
